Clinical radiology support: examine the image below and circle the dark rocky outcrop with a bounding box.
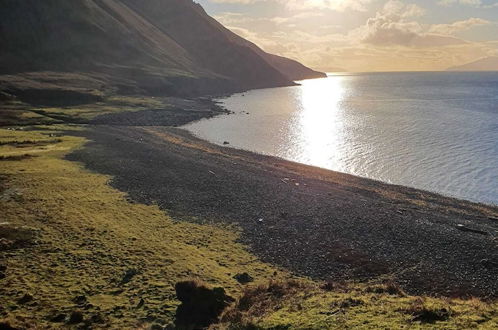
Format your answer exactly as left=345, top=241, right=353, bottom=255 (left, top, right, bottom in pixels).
left=233, top=272, right=254, bottom=284
left=174, top=281, right=234, bottom=329
left=67, top=311, right=84, bottom=324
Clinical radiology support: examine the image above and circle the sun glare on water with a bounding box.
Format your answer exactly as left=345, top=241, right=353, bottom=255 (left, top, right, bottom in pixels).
left=291, top=76, right=347, bottom=170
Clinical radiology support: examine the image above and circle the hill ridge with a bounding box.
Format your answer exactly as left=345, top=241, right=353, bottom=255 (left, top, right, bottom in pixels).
left=0, top=0, right=324, bottom=100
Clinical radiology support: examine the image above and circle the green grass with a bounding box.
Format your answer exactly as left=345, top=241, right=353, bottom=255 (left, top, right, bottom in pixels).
left=218, top=280, right=498, bottom=329
left=0, top=95, right=170, bottom=126
left=0, top=126, right=497, bottom=329
left=0, top=126, right=286, bottom=328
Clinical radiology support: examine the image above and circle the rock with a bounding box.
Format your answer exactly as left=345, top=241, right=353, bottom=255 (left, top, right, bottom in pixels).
left=412, top=308, right=451, bottom=323
left=120, top=268, right=139, bottom=284
left=88, top=312, right=105, bottom=324
left=455, top=224, right=488, bottom=235
left=17, top=293, right=33, bottom=304
left=49, top=313, right=66, bottom=323
left=223, top=141, right=230, bottom=145
left=72, top=295, right=87, bottom=305
left=320, top=281, right=337, bottom=292
left=480, top=259, right=498, bottom=269
left=67, top=311, right=84, bottom=324
left=83, top=303, right=94, bottom=310
left=233, top=272, right=254, bottom=284
left=174, top=281, right=234, bottom=329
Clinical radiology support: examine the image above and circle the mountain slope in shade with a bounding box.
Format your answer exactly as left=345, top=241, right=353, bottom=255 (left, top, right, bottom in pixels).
left=261, top=53, right=327, bottom=80
left=188, top=3, right=326, bottom=81
left=120, top=0, right=325, bottom=81
left=0, top=0, right=324, bottom=99
left=447, top=57, right=498, bottom=71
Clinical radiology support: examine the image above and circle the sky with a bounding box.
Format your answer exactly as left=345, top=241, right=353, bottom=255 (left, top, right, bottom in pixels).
left=196, top=0, right=498, bottom=72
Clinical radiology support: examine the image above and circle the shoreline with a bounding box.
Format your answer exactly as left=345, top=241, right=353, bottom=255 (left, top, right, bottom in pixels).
left=184, top=122, right=498, bottom=208
left=184, top=125, right=498, bottom=209
left=182, top=90, right=498, bottom=208
left=67, top=104, right=498, bottom=297
left=2, top=98, right=498, bottom=328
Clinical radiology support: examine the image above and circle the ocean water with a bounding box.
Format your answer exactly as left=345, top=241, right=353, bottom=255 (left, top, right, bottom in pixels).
left=184, top=72, right=498, bottom=205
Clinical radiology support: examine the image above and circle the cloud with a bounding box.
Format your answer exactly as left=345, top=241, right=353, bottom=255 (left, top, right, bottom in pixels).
left=356, top=0, right=466, bottom=47
left=208, top=0, right=258, bottom=3
left=207, top=0, right=376, bottom=12
left=205, top=0, right=498, bottom=71
left=437, top=0, right=498, bottom=8
left=429, top=18, right=491, bottom=35
left=438, top=0, right=482, bottom=6
left=280, top=0, right=374, bottom=12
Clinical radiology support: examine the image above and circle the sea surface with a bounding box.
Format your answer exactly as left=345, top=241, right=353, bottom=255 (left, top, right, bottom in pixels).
left=184, top=72, right=498, bottom=205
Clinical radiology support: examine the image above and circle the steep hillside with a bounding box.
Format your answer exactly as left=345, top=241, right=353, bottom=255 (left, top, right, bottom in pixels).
left=447, top=57, right=498, bottom=71
left=259, top=53, right=327, bottom=80
left=120, top=0, right=294, bottom=89
left=122, top=0, right=325, bottom=81
left=0, top=0, right=324, bottom=101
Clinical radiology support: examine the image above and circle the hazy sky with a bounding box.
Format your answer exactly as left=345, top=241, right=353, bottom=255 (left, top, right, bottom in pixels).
left=196, top=0, right=498, bottom=72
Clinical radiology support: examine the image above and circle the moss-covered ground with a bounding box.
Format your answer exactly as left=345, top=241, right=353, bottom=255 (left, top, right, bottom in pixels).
left=0, top=122, right=497, bottom=329
left=219, top=280, right=498, bottom=329
left=0, top=126, right=286, bottom=328
left=0, top=96, right=168, bottom=126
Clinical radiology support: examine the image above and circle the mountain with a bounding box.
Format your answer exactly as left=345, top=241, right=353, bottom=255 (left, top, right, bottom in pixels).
left=447, top=57, right=498, bottom=71
left=0, top=0, right=324, bottom=100
left=121, top=0, right=326, bottom=81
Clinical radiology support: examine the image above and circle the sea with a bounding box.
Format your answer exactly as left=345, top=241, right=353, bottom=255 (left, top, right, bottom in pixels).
left=184, top=72, right=498, bottom=205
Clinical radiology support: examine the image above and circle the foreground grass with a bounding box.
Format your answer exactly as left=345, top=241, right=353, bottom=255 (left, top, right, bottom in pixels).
left=0, top=126, right=497, bottom=329
left=0, top=126, right=284, bottom=328
left=218, top=280, right=498, bottom=329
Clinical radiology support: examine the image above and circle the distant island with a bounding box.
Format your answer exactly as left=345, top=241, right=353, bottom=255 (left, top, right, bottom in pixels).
left=447, top=56, right=498, bottom=71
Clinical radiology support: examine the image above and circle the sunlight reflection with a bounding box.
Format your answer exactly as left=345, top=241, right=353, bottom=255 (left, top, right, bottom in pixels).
left=293, top=76, right=346, bottom=170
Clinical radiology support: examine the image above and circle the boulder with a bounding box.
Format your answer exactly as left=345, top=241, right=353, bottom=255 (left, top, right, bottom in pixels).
left=17, top=293, right=33, bottom=304
left=233, top=272, right=254, bottom=284
left=174, top=281, right=234, bottom=329
left=67, top=311, right=84, bottom=324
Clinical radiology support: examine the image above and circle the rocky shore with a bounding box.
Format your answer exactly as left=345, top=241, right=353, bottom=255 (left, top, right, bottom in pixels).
left=67, top=105, right=498, bottom=299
